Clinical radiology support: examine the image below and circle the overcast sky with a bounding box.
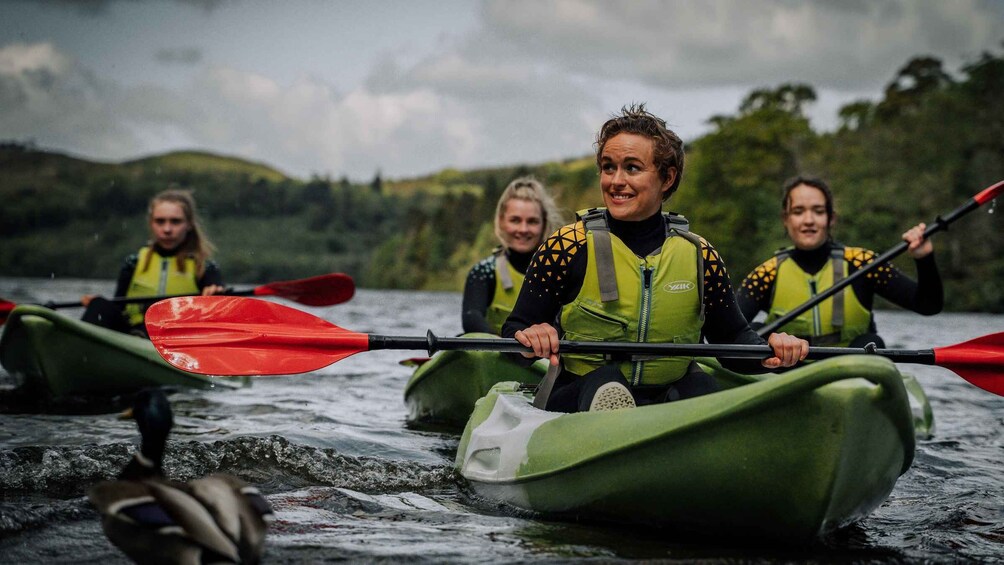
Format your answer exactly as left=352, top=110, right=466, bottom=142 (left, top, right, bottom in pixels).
left=1, top=0, right=1002, bottom=180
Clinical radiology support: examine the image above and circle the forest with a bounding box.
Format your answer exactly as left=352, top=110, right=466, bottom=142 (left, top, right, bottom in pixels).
left=1, top=50, right=1002, bottom=312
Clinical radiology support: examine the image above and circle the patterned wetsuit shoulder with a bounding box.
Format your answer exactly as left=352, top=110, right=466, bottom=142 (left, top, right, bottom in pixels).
left=739, top=255, right=780, bottom=304
left=466, top=255, right=497, bottom=283
left=522, top=221, right=587, bottom=299
left=699, top=237, right=737, bottom=308
left=844, top=246, right=892, bottom=287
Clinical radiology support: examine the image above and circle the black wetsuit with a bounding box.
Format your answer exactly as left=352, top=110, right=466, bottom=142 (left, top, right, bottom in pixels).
left=461, top=249, right=533, bottom=334
left=736, top=241, right=943, bottom=346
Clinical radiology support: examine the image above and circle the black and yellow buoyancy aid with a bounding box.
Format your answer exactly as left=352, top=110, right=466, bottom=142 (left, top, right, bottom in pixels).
left=484, top=249, right=525, bottom=335
left=559, top=209, right=705, bottom=386
left=764, top=247, right=872, bottom=346
left=124, top=246, right=200, bottom=326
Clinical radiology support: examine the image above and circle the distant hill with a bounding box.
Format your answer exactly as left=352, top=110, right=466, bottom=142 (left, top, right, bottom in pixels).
left=122, top=150, right=290, bottom=183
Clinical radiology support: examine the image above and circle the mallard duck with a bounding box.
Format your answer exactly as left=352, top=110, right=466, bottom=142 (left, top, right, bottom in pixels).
left=87, top=388, right=273, bottom=564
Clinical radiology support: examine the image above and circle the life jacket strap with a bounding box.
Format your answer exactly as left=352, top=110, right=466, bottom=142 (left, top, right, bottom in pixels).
left=579, top=208, right=619, bottom=302
left=495, top=250, right=514, bottom=290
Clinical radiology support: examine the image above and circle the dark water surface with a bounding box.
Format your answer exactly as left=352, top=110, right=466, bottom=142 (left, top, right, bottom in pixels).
left=0, top=277, right=1001, bottom=563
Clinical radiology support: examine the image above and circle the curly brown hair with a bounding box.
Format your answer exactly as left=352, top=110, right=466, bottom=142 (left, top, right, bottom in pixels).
left=594, top=103, right=685, bottom=200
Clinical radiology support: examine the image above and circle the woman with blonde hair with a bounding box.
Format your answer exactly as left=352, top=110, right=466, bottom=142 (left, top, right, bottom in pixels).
left=461, top=176, right=565, bottom=334
left=81, top=188, right=224, bottom=337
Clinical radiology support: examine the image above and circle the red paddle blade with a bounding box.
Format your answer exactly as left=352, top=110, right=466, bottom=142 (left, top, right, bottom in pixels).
left=0, top=299, right=15, bottom=326
left=253, top=272, right=355, bottom=306
left=973, top=179, right=1004, bottom=205
left=145, top=296, right=370, bottom=376
left=934, top=332, right=1004, bottom=396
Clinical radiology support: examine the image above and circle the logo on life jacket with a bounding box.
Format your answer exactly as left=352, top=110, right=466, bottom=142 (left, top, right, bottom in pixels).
left=663, top=280, right=696, bottom=293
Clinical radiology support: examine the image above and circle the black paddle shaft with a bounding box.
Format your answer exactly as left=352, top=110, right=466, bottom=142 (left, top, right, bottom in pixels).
left=44, top=287, right=249, bottom=309
left=368, top=331, right=938, bottom=365
left=757, top=195, right=984, bottom=337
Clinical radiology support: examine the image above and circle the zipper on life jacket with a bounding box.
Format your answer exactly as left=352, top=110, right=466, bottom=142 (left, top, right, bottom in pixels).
left=158, top=258, right=170, bottom=295
left=633, top=264, right=654, bottom=385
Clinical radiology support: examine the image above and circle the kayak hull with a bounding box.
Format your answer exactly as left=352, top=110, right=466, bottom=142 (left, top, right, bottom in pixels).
left=455, top=356, right=915, bottom=541
left=0, top=305, right=247, bottom=399
left=403, top=334, right=545, bottom=427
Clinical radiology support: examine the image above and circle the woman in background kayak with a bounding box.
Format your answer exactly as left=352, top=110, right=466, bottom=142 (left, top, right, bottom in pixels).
left=81, top=188, right=224, bottom=337
left=461, top=176, right=565, bottom=334
left=503, top=104, right=807, bottom=414
left=737, top=176, right=943, bottom=348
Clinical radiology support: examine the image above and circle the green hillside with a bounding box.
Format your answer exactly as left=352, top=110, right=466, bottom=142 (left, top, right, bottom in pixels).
left=123, top=150, right=289, bottom=183
left=1, top=50, right=1003, bottom=311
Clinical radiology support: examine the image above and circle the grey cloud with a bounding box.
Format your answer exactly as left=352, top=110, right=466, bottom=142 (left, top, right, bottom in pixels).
left=480, top=0, right=1004, bottom=90
left=35, top=0, right=229, bottom=16
left=154, top=47, right=203, bottom=65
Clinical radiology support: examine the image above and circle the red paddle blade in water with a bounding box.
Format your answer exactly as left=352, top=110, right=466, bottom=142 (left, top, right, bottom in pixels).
left=146, top=296, right=369, bottom=376
left=252, top=272, right=355, bottom=306
left=934, top=332, right=1004, bottom=396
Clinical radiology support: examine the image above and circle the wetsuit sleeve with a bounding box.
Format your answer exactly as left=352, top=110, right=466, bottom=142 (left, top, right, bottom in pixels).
left=699, top=240, right=771, bottom=373
left=502, top=223, right=588, bottom=338
left=846, top=248, right=944, bottom=315
left=198, top=261, right=223, bottom=290
left=461, top=259, right=495, bottom=334
left=112, top=255, right=139, bottom=298
left=735, top=256, right=779, bottom=324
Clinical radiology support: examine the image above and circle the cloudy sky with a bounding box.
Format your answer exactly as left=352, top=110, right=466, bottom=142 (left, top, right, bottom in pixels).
left=1, top=0, right=1002, bottom=180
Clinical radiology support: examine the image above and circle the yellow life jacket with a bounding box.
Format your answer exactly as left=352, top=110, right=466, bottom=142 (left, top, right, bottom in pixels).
left=559, top=208, right=705, bottom=386
left=764, top=247, right=872, bottom=346
left=124, top=246, right=200, bottom=326
left=484, top=249, right=525, bottom=335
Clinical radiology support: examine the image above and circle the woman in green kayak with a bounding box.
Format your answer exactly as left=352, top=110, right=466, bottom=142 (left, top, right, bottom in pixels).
left=461, top=176, right=565, bottom=335
left=736, top=176, right=943, bottom=348
left=81, top=188, right=224, bottom=337
left=503, top=104, right=808, bottom=413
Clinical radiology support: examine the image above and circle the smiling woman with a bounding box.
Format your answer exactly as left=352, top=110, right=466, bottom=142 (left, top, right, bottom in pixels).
left=461, top=176, right=565, bottom=335
left=502, top=103, right=808, bottom=414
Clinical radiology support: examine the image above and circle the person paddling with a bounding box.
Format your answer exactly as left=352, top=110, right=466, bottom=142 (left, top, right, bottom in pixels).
left=737, top=176, right=943, bottom=348
left=81, top=188, right=224, bottom=337
left=461, top=176, right=565, bottom=334
left=504, top=104, right=807, bottom=414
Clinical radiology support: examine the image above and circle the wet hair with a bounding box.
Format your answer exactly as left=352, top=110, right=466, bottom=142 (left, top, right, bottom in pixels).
left=141, top=188, right=216, bottom=277
left=594, top=103, right=685, bottom=200
left=781, top=176, right=835, bottom=224
left=493, top=176, right=566, bottom=249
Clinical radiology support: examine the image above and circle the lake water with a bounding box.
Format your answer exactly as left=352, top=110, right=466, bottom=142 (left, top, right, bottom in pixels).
left=0, top=277, right=1001, bottom=563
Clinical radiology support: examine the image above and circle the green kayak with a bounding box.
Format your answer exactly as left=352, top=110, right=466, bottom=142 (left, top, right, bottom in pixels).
left=455, top=355, right=916, bottom=541
left=0, top=305, right=247, bottom=399
left=403, top=333, right=547, bottom=427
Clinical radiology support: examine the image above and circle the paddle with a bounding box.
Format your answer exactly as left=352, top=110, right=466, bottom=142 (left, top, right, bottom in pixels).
left=145, top=296, right=1004, bottom=396
left=0, top=272, right=355, bottom=325
left=757, top=179, right=1004, bottom=337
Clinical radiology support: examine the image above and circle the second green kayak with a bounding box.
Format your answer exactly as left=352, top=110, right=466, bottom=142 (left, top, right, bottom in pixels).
left=0, top=304, right=248, bottom=400
left=403, top=333, right=546, bottom=428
